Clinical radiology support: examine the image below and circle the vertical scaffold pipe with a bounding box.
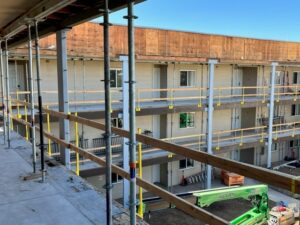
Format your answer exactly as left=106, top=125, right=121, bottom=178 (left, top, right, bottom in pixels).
left=4, top=40, right=10, bottom=148
left=34, top=20, right=46, bottom=182
left=102, top=1, right=112, bottom=224
left=125, top=1, right=137, bottom=224
left=0, top=41, right=6, bottom=144
left=27, top=24, right=37, bottom=173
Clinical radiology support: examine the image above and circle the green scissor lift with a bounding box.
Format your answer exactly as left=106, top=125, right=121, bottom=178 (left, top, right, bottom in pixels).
left=193, top=185, right=269, bottom=225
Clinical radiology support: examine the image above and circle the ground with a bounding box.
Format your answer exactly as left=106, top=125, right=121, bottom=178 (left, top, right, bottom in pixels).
left=144, top=199, right=276, bottom=225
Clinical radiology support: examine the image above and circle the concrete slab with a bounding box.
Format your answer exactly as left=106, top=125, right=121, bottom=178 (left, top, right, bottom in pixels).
left=0, top=131, right=146, bottom=225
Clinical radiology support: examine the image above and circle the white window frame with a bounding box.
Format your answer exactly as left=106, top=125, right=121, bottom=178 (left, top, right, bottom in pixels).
left=291, top=104, right=300, bottom=116
left=179, top=112, right=195, bottom=129
left=110, top=68, right=122, bottom=88
left=179, top=158, right=194, bottom=170
left=179, top=70, right=196, bottom=87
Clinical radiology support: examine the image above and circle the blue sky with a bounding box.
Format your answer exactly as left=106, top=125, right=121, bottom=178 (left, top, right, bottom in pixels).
left=94, top=0, right=300, bottom=42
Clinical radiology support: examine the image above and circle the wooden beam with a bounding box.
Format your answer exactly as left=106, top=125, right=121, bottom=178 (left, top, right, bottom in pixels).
left=11, top=103, right=300, bottom=193
left=37, top=125, right=229, bottom=225
left=42, top=108, right=300, bottom=194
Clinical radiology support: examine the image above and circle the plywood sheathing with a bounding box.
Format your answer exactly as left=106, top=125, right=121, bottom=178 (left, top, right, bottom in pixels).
left=11, top=22, right=300, bottom=63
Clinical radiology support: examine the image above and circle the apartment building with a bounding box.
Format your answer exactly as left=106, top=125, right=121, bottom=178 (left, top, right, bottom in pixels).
left=8, top=22, right=300, bottom=199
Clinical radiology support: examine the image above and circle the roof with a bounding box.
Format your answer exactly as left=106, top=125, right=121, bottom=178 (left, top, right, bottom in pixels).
left=0, top=0, right=144, bottom=48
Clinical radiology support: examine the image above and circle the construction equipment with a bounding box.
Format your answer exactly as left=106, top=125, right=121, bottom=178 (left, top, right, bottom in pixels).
left=194, top=185, right=269, bottom=225
left=194, top=185, right=298, bottom=225
left=268, top=204, right=299, bottom=225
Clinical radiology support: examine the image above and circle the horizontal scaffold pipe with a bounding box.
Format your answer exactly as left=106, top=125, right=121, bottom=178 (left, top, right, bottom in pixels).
left=10, top=115, right=228, bottom=225
left=10, top=99, right=300, bottom=194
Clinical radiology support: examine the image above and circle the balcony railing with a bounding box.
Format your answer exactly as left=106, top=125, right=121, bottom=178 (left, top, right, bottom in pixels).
left=5, top=84, right=300, bottom=112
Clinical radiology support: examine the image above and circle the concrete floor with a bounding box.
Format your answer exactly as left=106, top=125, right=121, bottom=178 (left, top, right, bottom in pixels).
left=0, top=131, right=145, bottom=225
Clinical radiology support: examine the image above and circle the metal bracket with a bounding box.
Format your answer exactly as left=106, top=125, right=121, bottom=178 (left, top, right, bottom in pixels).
left=123, top=15, right=138, bottom=20
left=126, top=141, right=137, bottom=146
left=103, top=183, right=114, bottom=190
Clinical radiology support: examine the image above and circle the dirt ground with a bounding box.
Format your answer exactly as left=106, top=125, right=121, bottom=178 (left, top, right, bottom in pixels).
left=143, top=199, right=276, bottom=225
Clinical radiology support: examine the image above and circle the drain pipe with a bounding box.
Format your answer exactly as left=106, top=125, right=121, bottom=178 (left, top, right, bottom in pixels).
left=102, top=1, right=113, bottom=224
left=34, top=20, right=46, bottom=182
left=125, top=1, right=137, bottom=224
left=4, top=39, right=11, bottom=148
left=27, top=23, right=37, bottom=173
left=0, top=41, right=6, bottom=144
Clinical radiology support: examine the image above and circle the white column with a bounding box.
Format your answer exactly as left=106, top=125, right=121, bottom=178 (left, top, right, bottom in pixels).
left=120, top=55, right=129, bottom=208
left=267, top=62, right=278, bottom=168
left=56, top=29, right=70, bottom=168
left=206, top=59, right=218, bottom=189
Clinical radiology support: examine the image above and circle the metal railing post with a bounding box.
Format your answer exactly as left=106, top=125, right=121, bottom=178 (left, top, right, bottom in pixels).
left=125, top=1, right=138, bottom=224
left=4, top=39, right=11, bottom=148
left=102, top=1, right=112, bottom=224
left=0, top=41, right=6, bottom=144
left=34, top=20, right=46, bottom=182
left=27, top=23, right=37, bottom=173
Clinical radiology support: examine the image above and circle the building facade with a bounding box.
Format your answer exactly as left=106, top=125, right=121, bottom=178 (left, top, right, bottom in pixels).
left=8, top=22, right=300, bottom=199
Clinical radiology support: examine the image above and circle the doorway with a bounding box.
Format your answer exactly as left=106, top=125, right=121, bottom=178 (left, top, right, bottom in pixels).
left=240, top=148, right=255, bottom=164
left=242, top=67, right=258, bottom=95
left=153, top=65, right=168, bottom=99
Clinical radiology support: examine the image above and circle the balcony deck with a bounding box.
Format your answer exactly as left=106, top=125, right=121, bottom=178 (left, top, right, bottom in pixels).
left=0, top=131, right=145, bottom=225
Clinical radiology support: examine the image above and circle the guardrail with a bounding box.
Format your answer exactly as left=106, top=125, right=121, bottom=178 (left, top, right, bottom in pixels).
left=9, top=98, right=300, bottom=193
left=4, top=84, right=300, bottom=111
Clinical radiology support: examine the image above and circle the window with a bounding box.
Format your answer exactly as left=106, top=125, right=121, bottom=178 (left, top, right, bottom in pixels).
left=112, top=173, right=123, bottom=184
left=111, top=118, right=123, bottom=128
left=180, top=71, right=195, bottom=87
left=293, top=72, right=300, bottom=84
left=179, top=158, right=194, bottom=169
left=179, top=112, right=195, bottom=128
left=290, top=140, right=300, bottom=148
left=291, top=104, right=300, bottom=116
left=273, top=105, right=280, bottom=117
left=110, top=69, right=122, bottom=88
left=275, top=71, right=283, bottom=85
left=272, top=143, right=278, bottom=152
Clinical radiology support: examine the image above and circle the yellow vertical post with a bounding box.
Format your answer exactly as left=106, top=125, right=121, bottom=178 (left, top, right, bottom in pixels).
left=276, top=86, right=280, bottom=103
left=46, top=106, right=52, bottom=156
left=262, top=85, right=266, bottom=103
left=75, top=112, right=80, bottom=176
left=241, top=87, right=245, bottom=105
left=9, top=99, right=13, bottom=130
left=260, top=127, right=264, bottom=143
left=215, top=132, right=220, bottom=150
left=16, top=91, right=21, bottom=118
left=136, top=89, right=141, bottom=112
left=169, top=88, right=174, bottom=109
left=217, top=88, right=221, bottom=106
left=239, top=130, right=243, bottom=146
left=197, top=87, right=202, bottom=108
left=292, top=122, right=296, bottom=138
left=137, top=128, right=143, bottom=219
left=24, top=101, right=29, bottom=141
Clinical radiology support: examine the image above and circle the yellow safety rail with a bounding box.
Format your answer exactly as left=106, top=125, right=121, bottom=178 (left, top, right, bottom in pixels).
left=24, top=101, right=29, bottom=141
left=9, top=99, right=13, bottom=130
left=75, top=112, right=80, bottom=176
left=137, top=128, right=143, bottom=219
left=46, top=106, right=52, bottom=156
left=16, top=90, right=21, bottom=118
